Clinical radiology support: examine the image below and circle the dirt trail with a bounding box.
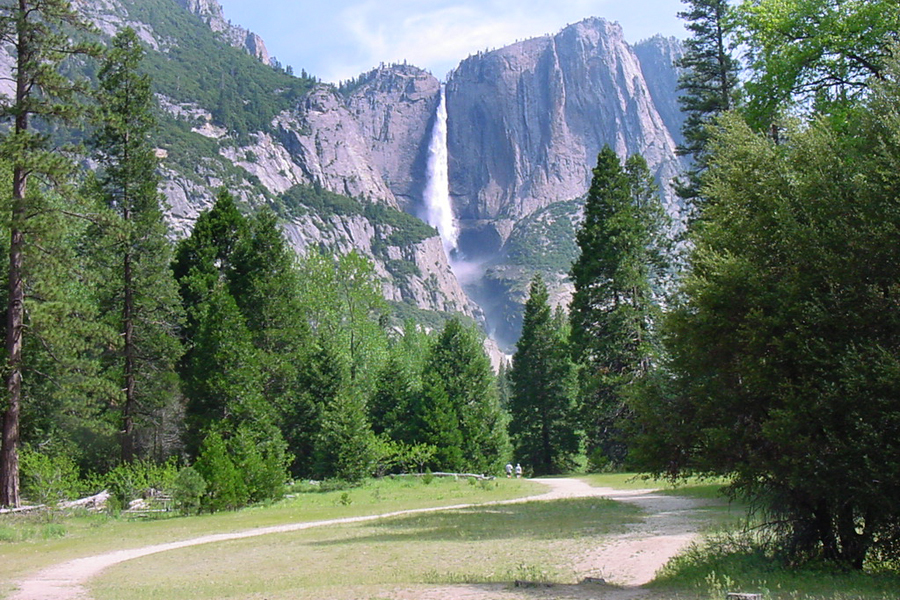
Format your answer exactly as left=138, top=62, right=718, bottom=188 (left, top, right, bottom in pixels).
left=8, top=478, right=705, bottom=600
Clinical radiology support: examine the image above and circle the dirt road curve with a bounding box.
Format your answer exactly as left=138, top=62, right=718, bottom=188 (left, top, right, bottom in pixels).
left=9, top=478, right=704, bottom=600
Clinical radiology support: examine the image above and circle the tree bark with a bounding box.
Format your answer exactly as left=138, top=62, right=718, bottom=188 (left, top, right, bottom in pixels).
left=1, top=4, right=30, bottom=506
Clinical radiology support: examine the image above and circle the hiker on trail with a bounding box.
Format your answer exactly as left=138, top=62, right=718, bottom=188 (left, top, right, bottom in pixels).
left=506, top=463, right=513, bottom=478
left=515, top=463, right=523, bottom=478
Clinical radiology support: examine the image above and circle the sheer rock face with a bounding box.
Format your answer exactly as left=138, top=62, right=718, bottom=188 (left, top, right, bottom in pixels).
left=446, top=18, right=683, bottom=256
left=270, top=65, right=440, bottom=209
left=0, top=1, right=686, bottom=334
left=279, top=214, right=477, bottom=317
left=342, top=66, right=441, bottom=212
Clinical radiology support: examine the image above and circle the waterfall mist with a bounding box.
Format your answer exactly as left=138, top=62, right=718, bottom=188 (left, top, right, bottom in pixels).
left=423, top=86, right=458, bottom=255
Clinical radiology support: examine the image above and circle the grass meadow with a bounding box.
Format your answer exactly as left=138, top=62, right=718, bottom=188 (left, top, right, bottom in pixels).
left=2, top=474, right=899, bottom=599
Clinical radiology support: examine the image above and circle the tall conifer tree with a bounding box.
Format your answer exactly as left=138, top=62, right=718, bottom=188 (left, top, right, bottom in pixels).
left=88, top=28, right=183, bottom=462
left=675, top=0, right=741, bottom=204
left=0, top=0, right=98, bottom=506
left=569, top=147, right=671, bottom=467
left=509, top=275, right=578, bottom=475
left=427, top=318, right=510, bottom=473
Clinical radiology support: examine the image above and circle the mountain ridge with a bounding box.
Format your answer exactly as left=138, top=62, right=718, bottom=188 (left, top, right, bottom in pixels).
left=4, top=0, right=686, bottom=350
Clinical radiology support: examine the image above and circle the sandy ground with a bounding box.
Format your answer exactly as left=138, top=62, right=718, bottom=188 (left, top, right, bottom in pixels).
left=8, top=478, right=704, bottom=600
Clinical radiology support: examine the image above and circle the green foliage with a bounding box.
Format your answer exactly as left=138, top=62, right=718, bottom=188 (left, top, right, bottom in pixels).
left=412, top=371, right=465, bottom=471
left=172, top=466, right=206, bottom=515
left=637, top=71, right=900, bottom=567
left=426, top=318, right=511, bottom=474
left=736, top=0, right=900, bottom=128
left=0, top=0, right=102, bottom=507
left=314, top=392, right=377, bottom=483
left=19, top=448, right=82, bottom=505
left=296, top=249, right=389, bottom=394
left=569, top=148, right=672, bottom=467
left=675, top=0, right=742, bottom=202
left=194, top=430, right=247, bottom=512
left=119, top=0, right=315, bottom=136
left=370, top=437, right=436, bottom=477
left=87, top=27, right=184, bottom=462
left=193, top=424, right=288, bottom=513
left=503, top=199, right=581, bottom=272
left=180, top=285, right=267, bottom=454
left=509, top=275, right=580, bottom=475
left=276, top=183, right=436, bottom=247
left=102, top=458, right=179, bottom=510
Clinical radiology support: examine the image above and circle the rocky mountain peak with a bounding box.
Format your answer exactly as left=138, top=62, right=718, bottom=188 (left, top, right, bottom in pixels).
left=446, top=17, right=683, bottom=261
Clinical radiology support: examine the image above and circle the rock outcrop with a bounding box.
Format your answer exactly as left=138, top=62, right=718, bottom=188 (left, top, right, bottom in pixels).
left=446, top=18, right=683, bottom=258
left=174, top=0, right=270, bottom=64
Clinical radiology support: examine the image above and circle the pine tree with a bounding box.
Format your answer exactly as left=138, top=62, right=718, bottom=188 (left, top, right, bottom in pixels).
left=569, top=147, right=671, bottom=468
left=0, top=0, right=99, bottom=506
left=675, top=0, right=741, bottom=204
left=87, top=28, right=183, bottom=462
left=180, top=285, right=267, bottom=457
left=427, top=318, right=510, bottom=474
left=509, top=275, right=579, bottom=475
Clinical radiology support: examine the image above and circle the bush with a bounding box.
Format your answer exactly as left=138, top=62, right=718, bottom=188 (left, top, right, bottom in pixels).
left=193, top=425, right=289, bottom=512
left=103, top=459, right=179, bottom=511
left=19, top=448, right=82, bottom=505
left=229, top=425, right=289, bottom=504
left=172, top=466, right=206, bottom=515
left=194, top=430, right=248, bottom=512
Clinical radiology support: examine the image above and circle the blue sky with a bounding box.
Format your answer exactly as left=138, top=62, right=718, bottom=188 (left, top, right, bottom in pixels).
left=217, top=0, right=688, bottom=83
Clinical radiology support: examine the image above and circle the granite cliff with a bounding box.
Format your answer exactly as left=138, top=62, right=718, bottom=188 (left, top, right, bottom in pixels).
left=2, top=0, right=685, bottom=347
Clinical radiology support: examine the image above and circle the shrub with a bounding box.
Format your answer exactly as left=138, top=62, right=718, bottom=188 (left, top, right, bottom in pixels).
left=194, top=430, right=248, bottom=512
left=19, top=448, right=81, bottom=506
left=172, top=466, right=206, bottom=515
left=103, top=459, right=179, bottom=511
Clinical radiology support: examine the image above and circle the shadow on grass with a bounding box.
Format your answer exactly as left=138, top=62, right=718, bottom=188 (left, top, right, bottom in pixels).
left=309, top=497, right=643, bottom=546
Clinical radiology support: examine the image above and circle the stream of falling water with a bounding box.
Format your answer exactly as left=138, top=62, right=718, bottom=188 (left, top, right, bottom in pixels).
left=423, top=85, right=458, bottom=256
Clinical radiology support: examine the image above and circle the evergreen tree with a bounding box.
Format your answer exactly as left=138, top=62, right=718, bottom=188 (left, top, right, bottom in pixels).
left=180, top=286, right=268, bottom=456
left=410, top=370, right=464, bottom=471
left=314, top=391, right=376, bottom=482
left=427, top=318, right=510, bottom=474
left=172, top=189, right=247, bottom=338
left=637, top=102, right=900, bottom=568
left=675, top=0, right=741, bottom=204
left=509, top=275, right=579, bottom=475
left=569, top=147, right=671, bottom=468
left=87, top=28, right=183, bottom=462
left=0, top=0, right=99, bottom=506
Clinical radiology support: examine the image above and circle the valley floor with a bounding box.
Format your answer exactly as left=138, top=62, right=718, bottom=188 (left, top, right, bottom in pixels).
left=8, top=478, right=706, bottom=600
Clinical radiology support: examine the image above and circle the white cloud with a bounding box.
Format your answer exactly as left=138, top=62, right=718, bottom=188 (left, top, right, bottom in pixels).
left=220, top=0, right=685, bottom=83
left=326, top=0, right=626, bottom=82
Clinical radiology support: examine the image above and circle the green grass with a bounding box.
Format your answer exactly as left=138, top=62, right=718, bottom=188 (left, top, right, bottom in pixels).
left=651, top=531, right=900, bottom=600
left=0, top=477, right=542, bottom=599
left=90, top=495, right=642, bottom=600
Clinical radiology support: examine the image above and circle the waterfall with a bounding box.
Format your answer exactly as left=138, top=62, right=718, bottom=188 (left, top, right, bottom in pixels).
left=423, top=85, right=458, bottom=255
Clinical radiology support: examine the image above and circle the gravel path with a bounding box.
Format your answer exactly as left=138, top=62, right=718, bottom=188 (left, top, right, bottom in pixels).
left=8, top=478, right=705, bottom=600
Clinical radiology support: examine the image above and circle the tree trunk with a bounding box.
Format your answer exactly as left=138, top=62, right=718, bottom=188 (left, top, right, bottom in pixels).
left=1, top=165, right=27, bottom=508
left=1, top=13, right=30, bottom=505
left=122, top=245, right=136, bottom=462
